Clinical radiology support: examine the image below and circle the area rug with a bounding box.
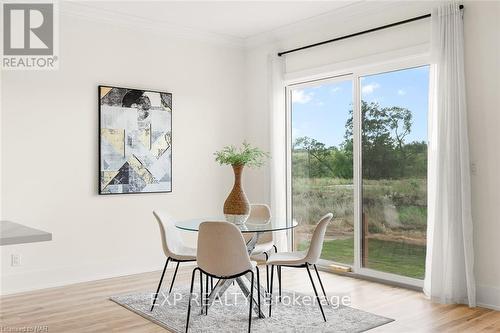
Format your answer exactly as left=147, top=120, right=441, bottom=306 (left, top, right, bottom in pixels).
left=110, top=286, right=393, bottom=332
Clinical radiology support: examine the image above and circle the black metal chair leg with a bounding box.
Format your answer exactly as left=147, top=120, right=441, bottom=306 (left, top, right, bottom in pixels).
left=199, top=271, right=203, bottom=312
left=168, top=261, right=180, bottom=294
left=205, top=274, right=209, bottom=315
left=269, top=265, right=274, bottom=317
left=256, top=268, right=262, bottom=318
left=264, top=252, right=269, bottom=293
left=248, top=271, right=254, bottom=333
left=305, top=265, right=327, bottom=322
left=185, top=268, right=198, bottom=333
left=273, top=245, right=278, bottom=253
left=150, top=258, right=169, bottom=311
left=210, top=277, right=214, bottom=291
left=278, top=266, right=282, bottom=302
left=313, top=264, right=329, bottom=305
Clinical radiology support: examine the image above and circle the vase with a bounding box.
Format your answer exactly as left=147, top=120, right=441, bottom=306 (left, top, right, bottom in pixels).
left=223, top=164, right=250, bottom=225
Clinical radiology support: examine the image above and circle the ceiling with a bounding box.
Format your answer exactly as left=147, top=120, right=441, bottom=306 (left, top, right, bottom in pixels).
left=75, top=1, right=362, bottom=39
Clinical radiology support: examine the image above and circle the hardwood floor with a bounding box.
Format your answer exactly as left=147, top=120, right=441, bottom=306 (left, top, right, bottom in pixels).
left=1, top=265, right=498, bottom=332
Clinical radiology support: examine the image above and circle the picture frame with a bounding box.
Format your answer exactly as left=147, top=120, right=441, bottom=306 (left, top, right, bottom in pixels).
left=98, top=85, right=172, bottom=194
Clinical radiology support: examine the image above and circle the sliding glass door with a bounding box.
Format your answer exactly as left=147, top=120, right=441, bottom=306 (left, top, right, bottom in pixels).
left=360, top=66, right=429, bottom=279
left=288, top=63, right=430, bottom=284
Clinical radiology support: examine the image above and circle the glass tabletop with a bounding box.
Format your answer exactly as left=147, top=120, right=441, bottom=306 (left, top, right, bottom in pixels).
left=175, top=217, right=298, bottom=233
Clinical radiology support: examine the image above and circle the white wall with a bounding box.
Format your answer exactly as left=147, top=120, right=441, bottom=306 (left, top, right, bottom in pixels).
left=243, top=1, right=500, bottom=309
left=463, top=1, right=500, bottom=310
left=0, top=10, right=246, bottom=294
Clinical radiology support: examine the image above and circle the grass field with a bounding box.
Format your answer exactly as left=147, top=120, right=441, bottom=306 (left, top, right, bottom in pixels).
left=293, top=174, right=427, bottom=279
left=299, top=237, right=426, bottom=279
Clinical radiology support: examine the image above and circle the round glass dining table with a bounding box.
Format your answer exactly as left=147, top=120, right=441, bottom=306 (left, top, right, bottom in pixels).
left=176, top=216, right=297, bottom=233
left=175, top=217, right=298, bottom=318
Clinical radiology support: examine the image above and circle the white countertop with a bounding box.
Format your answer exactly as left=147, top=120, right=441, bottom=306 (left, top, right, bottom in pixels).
left=0, top=221, right=52, bottom=246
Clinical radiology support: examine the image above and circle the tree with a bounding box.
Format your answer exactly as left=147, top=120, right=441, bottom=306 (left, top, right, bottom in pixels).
left=291, top=100, right=424, bottom=180
left=293, top=137, right=335, bottom=177
left=344, top=101, right=415, bottom=179
left=293, top=136, right=353, bottom=178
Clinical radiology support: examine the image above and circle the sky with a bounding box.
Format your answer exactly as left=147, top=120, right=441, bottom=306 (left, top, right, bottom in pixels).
left=291, top=65, right=430, bottom=147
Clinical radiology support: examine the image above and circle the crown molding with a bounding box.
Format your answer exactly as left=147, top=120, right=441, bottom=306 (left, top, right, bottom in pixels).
left=60, top=1, right=246, bottom=49
left=59, top=1, right=436, bottom=52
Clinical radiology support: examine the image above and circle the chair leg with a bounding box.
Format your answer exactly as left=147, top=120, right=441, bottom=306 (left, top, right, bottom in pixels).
left=210, top=277, right=214, bottom=291
left=168, top=261, right=180, bottom=294
left=248, top=271, right=254, bottom=333
left=199, top=271, right=203, bottom=312
left=150, top=258, right=169, bottom=311
left=278, top=266, right=282, bottom=302
left=264, top=252, right=269, bottom=293
left=205, top=274, right=209, bottom=315
left=256, top=267, right=262, bottom=318
left=305, top=265, right=327, bottom=322
left=269, top=265, right=274, bottom=317
left=313, top=264, right=329, bottom=305
left=273, top=245, right=278, bottom=253
left=185, top=268, right=198, bottom=333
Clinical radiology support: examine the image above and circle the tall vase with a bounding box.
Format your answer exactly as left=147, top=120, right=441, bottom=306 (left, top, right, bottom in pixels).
left=223, top=164, right=250, bottom=225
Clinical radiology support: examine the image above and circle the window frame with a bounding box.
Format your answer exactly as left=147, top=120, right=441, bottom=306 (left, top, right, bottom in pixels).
left=285, top=55, right=430, bottom=288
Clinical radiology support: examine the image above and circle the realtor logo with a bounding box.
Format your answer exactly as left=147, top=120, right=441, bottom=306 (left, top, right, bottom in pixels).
left=2, top=2, right=58, bottom=69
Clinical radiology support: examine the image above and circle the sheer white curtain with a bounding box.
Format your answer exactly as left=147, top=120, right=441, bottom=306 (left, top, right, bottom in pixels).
left=424, top=2, right=476, bottom=306
left=268, top=54, right=288, bottom=251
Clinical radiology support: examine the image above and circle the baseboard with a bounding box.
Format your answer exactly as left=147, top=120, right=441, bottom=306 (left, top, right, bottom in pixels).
left=0, top=259, right=195, bottom=296
left=477, top=284, right=500, bottom=311
left=321, top=269, right=499, bottom=311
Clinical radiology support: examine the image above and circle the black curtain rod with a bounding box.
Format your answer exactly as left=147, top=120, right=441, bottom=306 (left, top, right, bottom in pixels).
left=277, top=4, right=464, bottom=57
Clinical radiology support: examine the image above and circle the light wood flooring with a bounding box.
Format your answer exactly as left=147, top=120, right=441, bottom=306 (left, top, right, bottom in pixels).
left=1, top=265, right=499, bottom=332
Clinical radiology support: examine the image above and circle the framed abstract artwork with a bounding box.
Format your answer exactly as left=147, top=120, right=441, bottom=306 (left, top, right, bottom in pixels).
left=98, top=86, right=172, bottom=194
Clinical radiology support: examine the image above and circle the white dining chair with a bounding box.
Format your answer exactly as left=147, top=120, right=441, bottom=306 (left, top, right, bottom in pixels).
left=266, top=213, right=333, bottom=322
left=245, top=204, right=277, bottom=292
left=185, top=221, right=261, bottom=333
left=150, top=210, right=197, bottom=312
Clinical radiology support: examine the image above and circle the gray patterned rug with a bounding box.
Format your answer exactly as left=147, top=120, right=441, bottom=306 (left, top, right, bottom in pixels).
left=110, top=286, right=393, bottom=332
